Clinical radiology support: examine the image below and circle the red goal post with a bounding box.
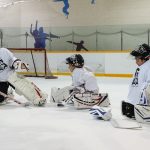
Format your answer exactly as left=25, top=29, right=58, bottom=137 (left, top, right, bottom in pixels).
left=9, top=48, right=58, bottom=79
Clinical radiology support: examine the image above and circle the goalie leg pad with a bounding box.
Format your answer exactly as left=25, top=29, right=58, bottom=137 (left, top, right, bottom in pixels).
left=121, top=101, right=135, bottom=118
left=73, top=92, right=110, bottom=109
left=50, top=86, right=74, bottom=103
left=98, top=93, right=110, bottom=107
left=134, top=104, right=150, bottom=123
left=8, top=72, right=47, bottom=106
left=144, top=84, right=150, bottom=105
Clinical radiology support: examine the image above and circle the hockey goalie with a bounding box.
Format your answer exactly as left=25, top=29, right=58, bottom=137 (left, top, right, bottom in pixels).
left=50, top=54, right=110, bottom=109
left=0, top=47, right=47, bottom=106
left=121, top=43, right=150, bottom=123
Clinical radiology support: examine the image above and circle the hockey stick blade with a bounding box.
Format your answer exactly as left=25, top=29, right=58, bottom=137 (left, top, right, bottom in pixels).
left=110, top=118, right=142, bottom=129
left=0, top=91, right=30, bottom=107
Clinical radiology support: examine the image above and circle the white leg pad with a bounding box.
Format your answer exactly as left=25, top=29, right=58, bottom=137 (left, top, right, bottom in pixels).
left=50, top=86, right=74, bottom=103
left=8, top=72, right=47, bottom=106
left=145, top=84, right=150, bottom=105
left=73, top=93, right=110, bottom=109
left=135, top=104, right=150, bottom=123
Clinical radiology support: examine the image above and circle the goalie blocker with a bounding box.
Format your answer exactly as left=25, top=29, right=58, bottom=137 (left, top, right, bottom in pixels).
left=8, top=72, right=47, bottom=106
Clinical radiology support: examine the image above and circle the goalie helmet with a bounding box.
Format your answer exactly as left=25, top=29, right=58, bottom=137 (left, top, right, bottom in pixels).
left=66, top=54, right=84, bottom=68
left=130, top=43, right=150, bottom=60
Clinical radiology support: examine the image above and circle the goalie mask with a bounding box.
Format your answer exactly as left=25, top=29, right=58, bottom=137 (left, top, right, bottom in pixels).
left=130, top=43, right=150, bottom=60
left=66, top=54, right=84, bottom=68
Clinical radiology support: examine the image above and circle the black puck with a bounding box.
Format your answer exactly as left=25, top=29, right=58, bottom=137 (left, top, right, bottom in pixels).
left=57, top=103, right=64, bottom=107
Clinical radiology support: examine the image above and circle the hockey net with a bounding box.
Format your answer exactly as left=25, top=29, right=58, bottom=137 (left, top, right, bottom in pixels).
left=9, top=48, right=57, bottom=79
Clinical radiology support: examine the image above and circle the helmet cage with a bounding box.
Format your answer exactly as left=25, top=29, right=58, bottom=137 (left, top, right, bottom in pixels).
left=130, top=44, right=150, bottom=60
left=66, top=54, right=84, bottom=68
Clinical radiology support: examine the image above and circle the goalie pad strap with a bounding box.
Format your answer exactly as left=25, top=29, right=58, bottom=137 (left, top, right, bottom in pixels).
left=73, top=93, right=110, bottom=109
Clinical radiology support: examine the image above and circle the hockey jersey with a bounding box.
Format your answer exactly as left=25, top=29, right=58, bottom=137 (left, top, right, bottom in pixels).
left=0, top=48, right=17, bottom=81
left=71, top=67, right=99, bottom=93
left=127, top=60, right=150, bottom=105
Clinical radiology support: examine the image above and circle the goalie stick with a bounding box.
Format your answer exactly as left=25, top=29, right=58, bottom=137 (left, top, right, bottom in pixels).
left=0, top=91, right=30, bottom=107
left=110, top=118, right=142, bottom=129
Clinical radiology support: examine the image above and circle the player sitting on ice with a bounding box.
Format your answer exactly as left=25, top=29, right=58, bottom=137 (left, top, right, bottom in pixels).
left=0, top=47, right=47, bottom=106
left=50, top=54, right=110, bottom=109
left=122, top=43, right=150, bottom=123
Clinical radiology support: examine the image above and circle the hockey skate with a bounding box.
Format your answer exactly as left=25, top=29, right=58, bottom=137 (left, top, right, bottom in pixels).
left=73, top=93, right=110, bottom=109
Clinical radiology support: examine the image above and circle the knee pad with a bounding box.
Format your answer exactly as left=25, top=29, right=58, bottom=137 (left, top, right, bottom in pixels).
left=121, top=101, right=135, bottom=118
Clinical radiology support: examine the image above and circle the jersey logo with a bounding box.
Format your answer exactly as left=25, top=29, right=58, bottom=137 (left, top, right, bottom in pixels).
left=0, top=58, right=8, bottom=73
left=131, top=68, right=139, bottom=87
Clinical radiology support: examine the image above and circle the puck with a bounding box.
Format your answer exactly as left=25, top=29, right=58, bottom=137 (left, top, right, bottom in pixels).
left=57, top=103, right=64, bottom=107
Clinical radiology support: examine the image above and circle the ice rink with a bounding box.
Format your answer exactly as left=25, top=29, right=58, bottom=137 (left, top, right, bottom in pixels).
left=0, top=76, right=150, bottom=150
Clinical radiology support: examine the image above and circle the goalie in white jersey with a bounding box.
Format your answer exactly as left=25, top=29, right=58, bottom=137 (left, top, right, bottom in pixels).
left=0, top=48, right=47, bottom=106
left=0, top=48, right=19, bottom=104
left=50, top=54, right=110, bottom=109
left=122, top=43, right=150, bottom=123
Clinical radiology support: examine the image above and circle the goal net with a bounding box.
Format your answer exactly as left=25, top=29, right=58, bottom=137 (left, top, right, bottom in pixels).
left=10, top=48, right=57, bottom=79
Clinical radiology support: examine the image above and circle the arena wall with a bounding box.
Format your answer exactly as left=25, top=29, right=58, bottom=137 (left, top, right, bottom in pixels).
left=12, top=50, right=136, bottom=78
left=1, top=0, right=150, bottom=27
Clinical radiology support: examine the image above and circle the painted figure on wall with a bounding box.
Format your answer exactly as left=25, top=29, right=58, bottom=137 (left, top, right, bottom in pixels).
left=67, top=40, right=88, bottom=51
left=91, top=0, right=96, bottom=4
left=30, top=21, right=60, bottom=49
left=53, top=0, right=69, bottom=18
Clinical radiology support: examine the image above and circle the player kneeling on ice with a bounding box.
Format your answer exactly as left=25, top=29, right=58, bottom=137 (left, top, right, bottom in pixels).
left=50, top=54, right=110, bottom=109
left=122, top=43, right=150, bottom=123
left=0, top=47, right=47, bottom=106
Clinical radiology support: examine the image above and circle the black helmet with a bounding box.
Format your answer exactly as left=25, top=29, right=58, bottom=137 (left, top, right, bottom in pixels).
left=66, top=54, right=84, bottom=68
left=130, top=43, right=150, bottom=60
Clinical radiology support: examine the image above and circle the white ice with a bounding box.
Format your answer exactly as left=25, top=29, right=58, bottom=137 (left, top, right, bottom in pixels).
left=0, top=76, right=150, bottom=150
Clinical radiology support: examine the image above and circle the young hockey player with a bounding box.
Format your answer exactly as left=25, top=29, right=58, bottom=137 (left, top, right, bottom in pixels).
left=50, top=54, right=110, bottom=109
left=0, top=47, right=19, bottom=104
left=122, top=43, right=150, bottom=120
left=0, top=47, right=47, bottom=106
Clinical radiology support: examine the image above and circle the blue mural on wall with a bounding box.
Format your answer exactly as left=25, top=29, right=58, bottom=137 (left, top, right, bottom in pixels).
left=67, top=40, right=88, bottom=51
left=53, top=0, right=69, bottom=18
left=30, top=21, right=60, bottom=49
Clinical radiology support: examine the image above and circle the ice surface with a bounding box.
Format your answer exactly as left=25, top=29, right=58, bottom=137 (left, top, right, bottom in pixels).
left=0, top=76, right=150, bottom=150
